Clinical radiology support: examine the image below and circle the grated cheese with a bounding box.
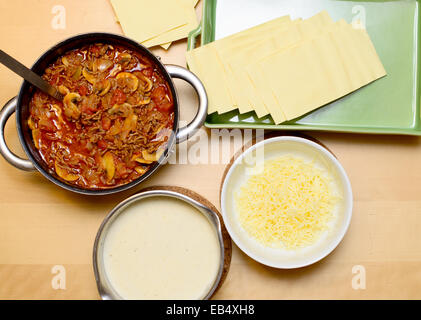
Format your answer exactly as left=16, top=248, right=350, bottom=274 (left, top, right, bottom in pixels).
left=235, top=155, right=340, bottom=250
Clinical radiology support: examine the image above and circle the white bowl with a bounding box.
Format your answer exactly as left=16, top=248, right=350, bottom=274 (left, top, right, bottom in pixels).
left=221, top=136, right=353, bottom=269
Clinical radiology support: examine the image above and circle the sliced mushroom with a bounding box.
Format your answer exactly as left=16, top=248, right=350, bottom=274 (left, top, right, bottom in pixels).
left=117, top=52, right=131, bottom=65
left=82, top=67, right=96, bottom=84
left=55, top=160, right=79, bottom=182
left=102, top=152, right=115, bottom=182
left=108, top=103, right=133, bottom=117
left=121, top=114, right=138, bottom=140
left=131, top=154, right=153, bottom=164
left=94, top=79, right=111, bottom=96
left=63, top=92, right=82, bottom=120
left=58, top=85, right=70, bottom=96
left=134, top=166, right=147, bottom=175
left=134, top=96, right=151, bottom=106
left=32, top=129, right=41, bottom=149
left=138, top=73, right=153, bottom=92
left=116, top=72, right=139, bottom=92
left=142, top=149, right=164, bottom=162
left=94, top=58, right=113, bottom=73
left=61, top=56, right=69, bottom=67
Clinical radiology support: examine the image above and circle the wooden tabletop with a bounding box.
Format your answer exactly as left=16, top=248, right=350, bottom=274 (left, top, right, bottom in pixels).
left=1, top=0, right=421, bottom=300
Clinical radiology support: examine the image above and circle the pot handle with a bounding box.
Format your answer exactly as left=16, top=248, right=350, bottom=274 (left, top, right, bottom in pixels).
left=165, top=65, right=208, bottom=144
left=0, top=97, right=35, bottom=171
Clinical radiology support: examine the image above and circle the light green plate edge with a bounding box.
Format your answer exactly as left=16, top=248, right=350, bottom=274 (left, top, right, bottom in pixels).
left=187, top=0, right=421, bottom=135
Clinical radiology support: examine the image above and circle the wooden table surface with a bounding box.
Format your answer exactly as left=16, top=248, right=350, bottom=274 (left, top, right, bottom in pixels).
left=1, top=0, right=421, bottom=300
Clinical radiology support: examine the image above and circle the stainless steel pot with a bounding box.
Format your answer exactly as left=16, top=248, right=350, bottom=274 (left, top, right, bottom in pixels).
left=0, top=33, right=207, bottom=195
left=93, top=188, right=227, bottom=300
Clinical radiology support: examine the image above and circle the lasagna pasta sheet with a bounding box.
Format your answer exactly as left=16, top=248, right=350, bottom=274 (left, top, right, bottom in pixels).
left=186, top=45, right=233, bottom=115
left=110, top=0, right=198, bottom=49
left=142, top=3, right=198, bottom=49
left=186, top=10, right=386, bottom=123
left=260, top=21, right=386, bottom=121
left=187, top=14, right=292, bottom=115
left=206, top=11, right=333, bottom=117
left=216, top=19, right=296, bottom=115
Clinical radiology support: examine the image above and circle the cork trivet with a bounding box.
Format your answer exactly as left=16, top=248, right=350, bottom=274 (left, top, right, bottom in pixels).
left=138, top=185, right=232, bottom=300
left=219, top=131, right=337, bottom=204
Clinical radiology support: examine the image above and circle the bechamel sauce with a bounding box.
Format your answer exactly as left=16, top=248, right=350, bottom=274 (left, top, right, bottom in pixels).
left=102, top=196, right=221, bottom=300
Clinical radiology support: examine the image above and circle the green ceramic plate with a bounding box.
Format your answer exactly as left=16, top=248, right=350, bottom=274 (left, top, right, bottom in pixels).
left=187, top=0, right=421, bottom=135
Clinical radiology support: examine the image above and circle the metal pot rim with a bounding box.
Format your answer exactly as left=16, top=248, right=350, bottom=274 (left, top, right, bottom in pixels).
left=19, top=33, right=178, bottom=195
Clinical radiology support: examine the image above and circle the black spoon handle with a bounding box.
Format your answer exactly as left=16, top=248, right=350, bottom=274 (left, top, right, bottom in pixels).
left=0, top=49, right=63, bottom=101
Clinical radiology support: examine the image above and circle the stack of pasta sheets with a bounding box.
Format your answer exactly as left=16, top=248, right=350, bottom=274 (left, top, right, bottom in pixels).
left=186, top=11, right=387, bottom=124
left=110, top=0, right=199, bottom=50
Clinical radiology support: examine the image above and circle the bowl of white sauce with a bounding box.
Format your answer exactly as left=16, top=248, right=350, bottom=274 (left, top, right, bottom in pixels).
left=93, top=188, right=227, bottom=300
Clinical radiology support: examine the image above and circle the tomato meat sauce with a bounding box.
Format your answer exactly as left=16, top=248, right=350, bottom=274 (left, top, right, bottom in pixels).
left=28, top=43, right=174, bottom=189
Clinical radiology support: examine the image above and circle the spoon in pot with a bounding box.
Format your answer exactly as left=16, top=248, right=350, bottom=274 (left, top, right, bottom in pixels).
left=0, top=49, right=64, bottom=101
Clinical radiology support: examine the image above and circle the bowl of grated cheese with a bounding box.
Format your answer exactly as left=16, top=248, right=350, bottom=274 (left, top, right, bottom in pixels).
left=220, top=136, right=353, bottom=269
